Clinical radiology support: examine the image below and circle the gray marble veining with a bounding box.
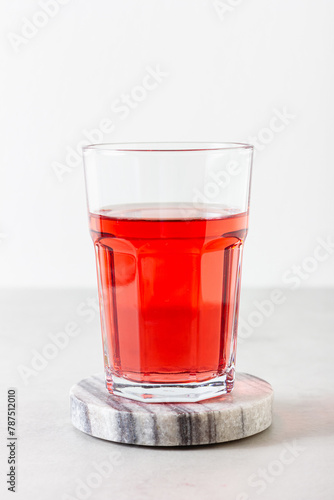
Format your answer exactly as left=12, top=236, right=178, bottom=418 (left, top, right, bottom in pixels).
left=70, top=373, right=273, bottom=446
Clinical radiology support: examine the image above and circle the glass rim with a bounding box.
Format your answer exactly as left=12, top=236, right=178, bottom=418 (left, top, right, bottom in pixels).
left=82, top=142, right=254, bottom=153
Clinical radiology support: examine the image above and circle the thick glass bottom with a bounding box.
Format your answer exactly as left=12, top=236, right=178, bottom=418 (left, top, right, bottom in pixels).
left=105, top=368, right=235, bottom=403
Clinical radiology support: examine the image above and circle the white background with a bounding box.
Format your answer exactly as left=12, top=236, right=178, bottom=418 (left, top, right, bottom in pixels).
left=1, top=0, right=333, bottom=289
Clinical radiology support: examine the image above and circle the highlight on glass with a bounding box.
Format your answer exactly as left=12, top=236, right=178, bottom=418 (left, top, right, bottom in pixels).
left=83, top=143, right=253, bottom=402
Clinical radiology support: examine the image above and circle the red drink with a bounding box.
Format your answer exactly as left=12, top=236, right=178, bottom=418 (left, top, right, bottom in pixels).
left=90, top=204, right=248, bottom=388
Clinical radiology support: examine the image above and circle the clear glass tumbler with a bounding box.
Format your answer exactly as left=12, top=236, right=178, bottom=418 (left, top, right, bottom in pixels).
left=83, top=143, right=253, bottom=402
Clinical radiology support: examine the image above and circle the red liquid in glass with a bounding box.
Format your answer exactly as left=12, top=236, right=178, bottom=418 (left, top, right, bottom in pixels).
left=90, top=204, right=248, bottom=384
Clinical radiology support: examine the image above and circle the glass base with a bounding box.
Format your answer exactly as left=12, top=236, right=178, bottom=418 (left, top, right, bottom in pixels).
left=105, top=370, right=235, bottom=403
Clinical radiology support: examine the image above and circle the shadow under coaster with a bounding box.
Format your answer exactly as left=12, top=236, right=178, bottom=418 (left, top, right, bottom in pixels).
left=70, top=373, right=273, bottom=447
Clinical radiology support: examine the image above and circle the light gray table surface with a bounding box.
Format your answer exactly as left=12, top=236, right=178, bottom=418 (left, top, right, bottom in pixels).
left=1, top=288, right=333, bottom=500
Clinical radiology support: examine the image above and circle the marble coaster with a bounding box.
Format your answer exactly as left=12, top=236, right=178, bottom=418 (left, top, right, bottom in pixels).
left=70, top=373, right=273, bottom=447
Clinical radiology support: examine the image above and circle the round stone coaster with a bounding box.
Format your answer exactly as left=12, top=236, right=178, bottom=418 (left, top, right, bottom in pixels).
left=70, top=373, right=273, bottom=447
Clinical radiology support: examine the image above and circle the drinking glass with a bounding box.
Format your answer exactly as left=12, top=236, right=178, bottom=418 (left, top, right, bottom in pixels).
left=83, top=143, right=253, bottom=402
